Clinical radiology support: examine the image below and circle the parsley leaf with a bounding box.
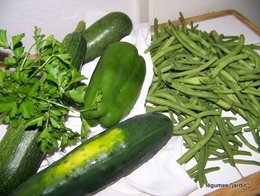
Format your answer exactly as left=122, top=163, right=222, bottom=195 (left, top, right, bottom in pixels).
left=0, top=29, right=9, bottom=48
left=0, top=27, right=88, bottom=153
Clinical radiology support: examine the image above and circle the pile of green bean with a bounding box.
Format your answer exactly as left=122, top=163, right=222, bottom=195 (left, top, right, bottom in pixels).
left=145, top=15, right=260, bottom=187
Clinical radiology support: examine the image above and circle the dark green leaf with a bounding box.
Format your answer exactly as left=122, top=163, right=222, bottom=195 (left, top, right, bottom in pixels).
left=0, top=101, right=15, bottom=113
left=3, top=56, right=16, bottom=65
left=66, top=85, right=87, bottom=103
left=19, top=101, right=31, bottom=119
left=0, top=26, right=85, bottom=154
left=50, top=116, right=62, bottom=128
left=19, top=99, right=35, bottom=119
left=0, top=29, right=9, bottom=49
left=9, top=102, right=18, bottom=118
left=80, top=116, right=90, bottom=138
left=60, top=129, right=80, bottom=150
left=12, top=33, right=25, bottom=48
left=13, top=43, right=25, bottom=59
left=27, top=80, right=40, bottom=97
left=38, top=127, right=58, bottom=153
left=24, top=116, right=45, bottom=128
left=0, top=71, right=7, bottom=84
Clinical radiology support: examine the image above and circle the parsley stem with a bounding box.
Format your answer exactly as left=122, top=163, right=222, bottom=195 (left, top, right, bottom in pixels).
left=19, top=43, right=36, bottom=71
left=28, top=55, right=56, bottom=80
left=34, top=96, right=79, bottom=113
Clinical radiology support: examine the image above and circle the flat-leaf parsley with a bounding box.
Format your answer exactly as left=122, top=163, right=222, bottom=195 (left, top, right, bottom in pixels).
left=0, top=27, right=88, bottom=153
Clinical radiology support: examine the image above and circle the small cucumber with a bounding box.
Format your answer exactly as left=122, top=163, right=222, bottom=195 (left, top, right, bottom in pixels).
left=62, top=21, right=87, bottom=69
left=83, top=11, right=133, bottom=62
left=0, top=125, right=44, bottom=195
left=12, top=113, right=172, bottom=196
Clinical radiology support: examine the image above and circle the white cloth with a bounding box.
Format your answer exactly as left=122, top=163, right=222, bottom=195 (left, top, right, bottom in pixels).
left=40, top=23, right=198, bottom=196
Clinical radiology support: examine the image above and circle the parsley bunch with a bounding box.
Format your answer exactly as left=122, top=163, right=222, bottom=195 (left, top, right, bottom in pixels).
left=0, top=27, right=88, bottom=153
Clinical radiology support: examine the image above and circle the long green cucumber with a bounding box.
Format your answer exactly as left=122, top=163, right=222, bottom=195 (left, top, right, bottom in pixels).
left=0, top=124, right=45, bottom=195
left=11, top=113, right=172, bottom=196
left=83, top=11, right=133, bottom=62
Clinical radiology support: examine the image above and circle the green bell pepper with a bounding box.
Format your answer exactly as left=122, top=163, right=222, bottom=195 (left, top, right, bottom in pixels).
left=82, top=41, right=146, bottom=128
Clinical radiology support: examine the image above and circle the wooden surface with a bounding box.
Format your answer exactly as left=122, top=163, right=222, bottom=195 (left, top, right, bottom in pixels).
left=207, top=172, right=260, bottom=196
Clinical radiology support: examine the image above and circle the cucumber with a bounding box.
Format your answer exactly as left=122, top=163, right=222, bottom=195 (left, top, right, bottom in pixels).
left=62, top=21, right=87, bottom=69
left=0, top=124, right=45, bottom=195
left=83, top=11, right=133, bottom=62
left=12, top=113, right=172, bottom=196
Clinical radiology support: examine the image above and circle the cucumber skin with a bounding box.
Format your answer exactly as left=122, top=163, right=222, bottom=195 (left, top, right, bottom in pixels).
left=0, top=125, right=44, bottom=195
left=83, top=12, right=133, bottom=63
left=62, top=31, right=87, bottom=69
left=12, top=113, right=172, bottom=196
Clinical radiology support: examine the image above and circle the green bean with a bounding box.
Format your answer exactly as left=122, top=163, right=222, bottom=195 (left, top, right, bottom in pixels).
left=223, top=159, right=260, bottom=166
left=213, top=43, right=230, bottom=54
left=177, top=118, right=216, bottom=165
left=171, top=81, right=218, bottom=100
left=188, top=31, right=217, bottom=54
left=170, top=57, right=217, bottom=79
left=159, top=62, right=199, bottom=73
left=248, top=80, right=260, bottom=87
left=173, top=76, right=209, bottom=85
left=146, top=105, right=169, bottom=113
left=210, top=30, right=221, bottom=43
left=218, top=74, right=258, bottom=118
left=186, top=164, right=198, bottom=176
left=173, top=117, right=201, bottom=135
left=152, top=44, right=183, bottom=63
left=146, top=96, right=198, bottom=117
left=169, top=110, right=178, bottom=124
left=171, top=28, right=209, bottom=59
left=219, top=69, right=237, bottom=83
left=177, top=30, right=208, bottom=56
left=239, top=75, right=260, bottom=81
left=152, top=90, right=180, bottom=104
left=242, top=87, right=260, bottom=97
left=198, top=143, right=209, bottom=187
left=145, top=33, right=170, bottom=53
left=174, top=110, right=220, bottom=131
left=221, top=34, right=240, bottom=41
left=237, top=133, right=260, bottom=152
left=190, top=167, right=220, bottom=181
left=223, top=67, right=240, bottom=81
left=208, top=150, right=252, bottom=161
left=182, top=134, right=200, bottom=161
left=147, top=80, right=163, bottom=96
left=146, top=15, right=260, bottom=186
left=213, top=89, right=234, bottom=94
left=236, top=69, right=260, bottom=76
left=227, top=135, right=243, bottom=147
left=238, top=59, right=255, bottom=69
left=211, top=54, right=248, bottom=78
left=152, top=18, right=160, bottom=38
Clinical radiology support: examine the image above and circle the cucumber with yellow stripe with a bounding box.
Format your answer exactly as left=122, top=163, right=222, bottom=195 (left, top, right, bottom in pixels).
left=11, top=113, right=172, bottom=196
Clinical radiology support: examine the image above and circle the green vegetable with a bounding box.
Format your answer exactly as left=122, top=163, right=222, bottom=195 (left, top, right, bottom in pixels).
left=83, top=12, right=133, bottom=62
left=0, top=27, right=88, bottom=153
left=11, top=113, right=173, bottom=196
left=145, top=14, right=260, bottom=186
left=82, top=41, right=146, bottom=128
left=62, top=21, right=87, bottom=69
left=0, top=123, right=45, bottom=195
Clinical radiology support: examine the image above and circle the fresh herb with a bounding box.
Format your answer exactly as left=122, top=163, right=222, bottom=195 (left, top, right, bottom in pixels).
left=0, top=27, right=89, bottom=153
